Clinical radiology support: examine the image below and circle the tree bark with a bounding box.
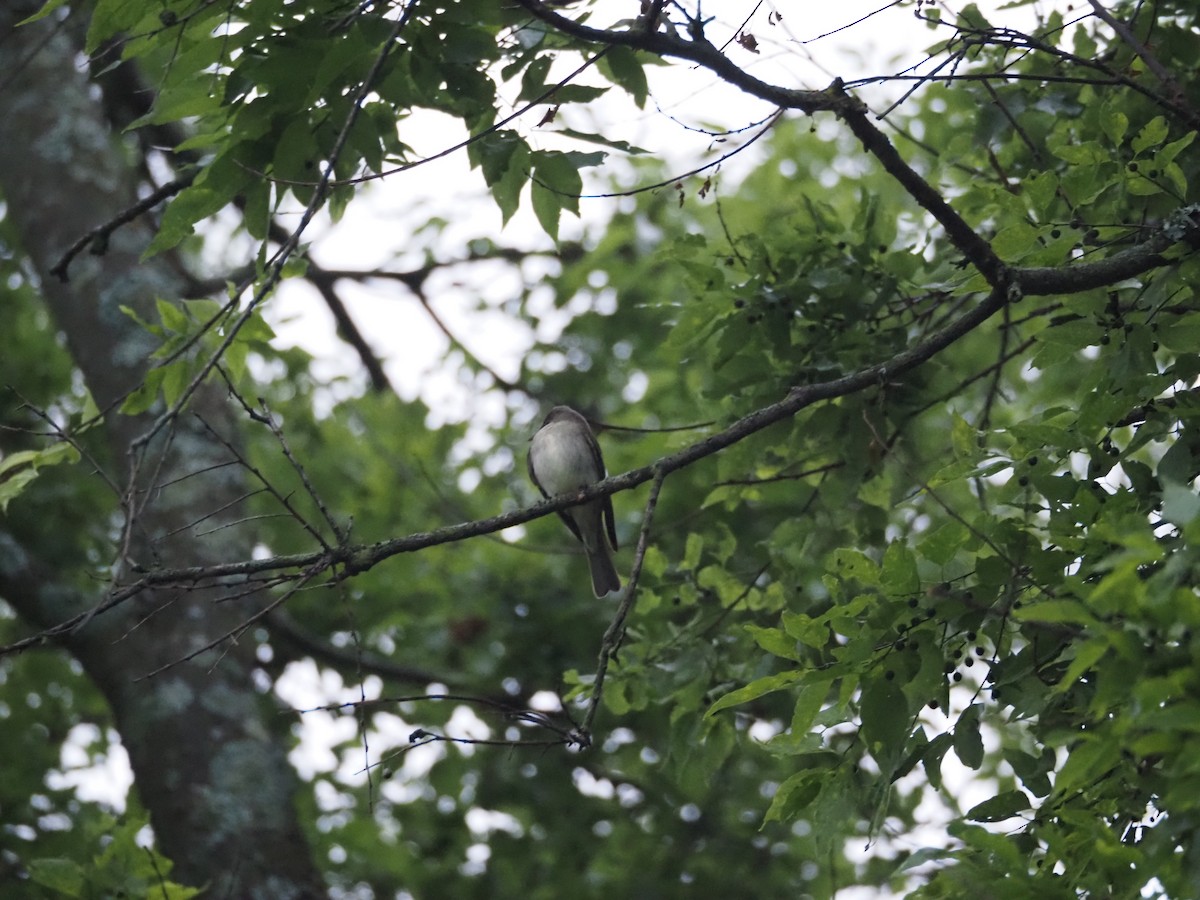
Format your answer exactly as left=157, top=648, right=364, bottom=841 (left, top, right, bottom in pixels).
left=0, top=7, right=324, bottom=897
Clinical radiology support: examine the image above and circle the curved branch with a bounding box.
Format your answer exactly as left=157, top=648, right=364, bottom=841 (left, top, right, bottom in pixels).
left=305, top=266, right=396, bottom=394
left=1019, top=206, right=1200, bottom=293
left=513, top=1, right=1008, bottom=286
left=6, top=211, right=1196, bottom=657
left=513, top=0, right=833, bottom=112
left=49, top=175, right=194, bottom=282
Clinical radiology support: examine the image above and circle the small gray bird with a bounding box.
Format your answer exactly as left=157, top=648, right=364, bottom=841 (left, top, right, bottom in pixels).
left=528, top=406, right=621, bottom=597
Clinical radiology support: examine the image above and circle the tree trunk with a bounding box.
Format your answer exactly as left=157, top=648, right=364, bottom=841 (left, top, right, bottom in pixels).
left=0, top=7, right=324, bottom=897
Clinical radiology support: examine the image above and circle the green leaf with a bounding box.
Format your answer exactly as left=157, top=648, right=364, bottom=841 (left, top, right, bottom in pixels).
left=705, top=669, right=803, bottom=718
left=1161, top=479, right=1200, bottom=528
left=541, top=84, right=609, bottom=104
left=159, top=360, right=191, bottom=409
left=597, top=46, right=649, bottom=108
left=1055, top=735, right=1119, bottom=795
left=27, top=857, right=85, bottom=896
left=1158, top=435, right=1199, bottom=484
left=947, top=821, right=1025, bottom=869
left=517, top=55, right=553, bottom=102
left=919, top=521, right=968, bottom=566
left=781, top=611, right=830, bottom=649
left=1050, top=637, right=1109, bottom=696
left=788, top=678, right=831, bottom=737
left=1157, top=131, right=1196, bottom=166
left=744, top=624, right=801, bottom=661
left=530, top=151, right=583, bottom=240
left=1026, top=170, right=1059, bottom=216
left=1050, top=141, right=1108, bottom=166
left=1005, top=747, right=1053, bottom=797
left=953, top=704, right=984, bottom=770
left=881, top=542, right=919, bottom=598
left=493, top=139, right=531, bottom=224
left=86, top=0, right=144, bottom=53
left=957, top=3, right=992, bottom=29
left=120, top=367, right=166, bottom=416
left=966, top=789, right=1031, bottom=823
left=146, top=187, right=230, bottom=258
left=0, top=443, right=81, bottom=512
left=127, top=76, right=221, bottom=129
left=763, top=766, right=830, bottom=824
left=558, top=128, right=648, bottom=155
left=155, top=298, right=189, bottom=334
left=1131, top=116, right=1169, bottom=153
left=991, top=222, right=1039, bottom=257
left=17, top=0, right=72, bottom=25
left=1037, top=319, right=1102, bottom=349
left=950, top=412, right=979, bottom=458
left=923, top=732, right=954, bottom=790
left=469, top=129, right=523, bottom=186
left=895, top=846, right=955, bottom=874
left=828, top=548, right=879, bottom=586
left=764, top=775, right=821, bottom=825
left=1011, top=599, right=1099, bottom=627
left=859, top=675, right=909, bottom=759
left=1100, top=106, right=1129, bottom=146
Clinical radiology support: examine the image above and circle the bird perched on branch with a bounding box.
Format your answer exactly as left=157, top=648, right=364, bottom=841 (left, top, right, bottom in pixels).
left=528, top=406, right=620, bottom=597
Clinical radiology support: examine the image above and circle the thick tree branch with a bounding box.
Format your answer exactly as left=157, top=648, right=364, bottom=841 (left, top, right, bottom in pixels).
left=48, top=175, right=194, bottom=282
left=513, top=0, right=833, bottom=113
left=1019, top=205, right=1200, bottom=294
left=514, top=1, right=1008, bottom=285
left=7, top=194, right=1196, bottom=659
left=7, top=203, right=1196, bottom=656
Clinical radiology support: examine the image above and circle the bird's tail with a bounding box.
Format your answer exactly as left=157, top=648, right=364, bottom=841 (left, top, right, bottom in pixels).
left=588, top=548, right=621, bottom=598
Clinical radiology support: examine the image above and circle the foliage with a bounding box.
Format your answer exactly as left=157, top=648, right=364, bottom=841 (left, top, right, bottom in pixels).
left=25, top=814, right=198, bottom=900
left=3, top=0, right=1200, bottom=897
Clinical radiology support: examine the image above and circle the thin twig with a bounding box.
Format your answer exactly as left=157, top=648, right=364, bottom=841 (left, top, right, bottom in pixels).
left=1087, top=0, right=1198, bottom=127
left=195, top=413, right=333, bottom=551
left=49, top=175, right=194, bottom=282
left=133, top=560, right=327, bottom=680
left=580, top=466, right=667, bottom=739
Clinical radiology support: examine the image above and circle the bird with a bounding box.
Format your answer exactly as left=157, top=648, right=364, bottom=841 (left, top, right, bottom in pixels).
left=528, top=405, right=621, bottom=597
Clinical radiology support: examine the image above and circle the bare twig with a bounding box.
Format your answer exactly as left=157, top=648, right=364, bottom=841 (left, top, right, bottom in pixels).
left=266, top=609, right=452, bottom=688
left=415, top=292, right=522, bottom=393
left=580, top=466, right=667, bottom=740
left=195, top=413, right=332, bottom=551
left=304, top=691, right=584, bottom=751
left=49, top=175, right=194, bottom=282
left=133, top=559, right=327, bottom=680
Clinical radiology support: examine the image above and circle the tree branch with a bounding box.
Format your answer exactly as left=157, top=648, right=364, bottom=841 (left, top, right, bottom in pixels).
left=513, top=1, right=1008, bottom=286
left=580, top=465, right=667, bottom=741
left=7, top=197, right=1197, bottom=657
left=1086, top=0, right=1200, bottom=129
left=48, top=175, right=194, bottom=282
